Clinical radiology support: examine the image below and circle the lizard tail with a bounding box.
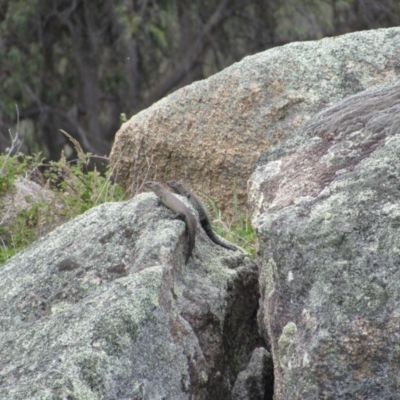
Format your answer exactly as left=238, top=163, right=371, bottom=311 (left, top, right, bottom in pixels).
left=185, top=216, right=196, bottom=264
left=203, top=224, right=237, bottom=251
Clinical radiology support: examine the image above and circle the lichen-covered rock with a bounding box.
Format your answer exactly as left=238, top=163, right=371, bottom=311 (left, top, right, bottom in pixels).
left=110, top=27, right=400, bottom=217
left=0, top=192, right=264, bottom=399
left=249, top=83, right=400, bottom=399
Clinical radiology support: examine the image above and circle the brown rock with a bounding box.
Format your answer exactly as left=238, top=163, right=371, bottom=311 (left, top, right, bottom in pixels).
left=110, top=27, right=400, bottom=217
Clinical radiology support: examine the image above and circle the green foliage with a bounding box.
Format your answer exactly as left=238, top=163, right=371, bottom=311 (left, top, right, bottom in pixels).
left=205, top=192, right=256, bottom=259
left=0, top=0, right=43, bottom=117
left=147, top=23, right=168, bottom=49
left=2, top=0, right=39, bottom=34
left=0, top=152, right=42, bottom=194
left=232, top=354, right=240, bottom=377
left=0, top=154, right=21, bottom=194
left=0, top=149, right=47, bottom=264
left=0, top=202, right=45, bottom=265
left=1, top=0, right=399, bottom=160
left=0, top=145, right=125, bottom=265
left=44, top=153, right=125, bottom=216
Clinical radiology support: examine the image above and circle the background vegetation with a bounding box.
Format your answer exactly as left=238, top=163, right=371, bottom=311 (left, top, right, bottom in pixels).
left=0, top=140, right=125, bottom=263
left=0, top=0, right=399, bottom=160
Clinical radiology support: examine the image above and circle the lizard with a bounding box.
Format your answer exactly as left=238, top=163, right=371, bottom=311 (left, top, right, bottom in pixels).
left=145, top=181, right=196, bottom=264
left=166, top=180, right=237, bottom=251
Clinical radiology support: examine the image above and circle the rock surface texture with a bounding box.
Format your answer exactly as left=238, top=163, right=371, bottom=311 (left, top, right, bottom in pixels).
left=232, top=347, right=273, bottom=400
left=0, top=192, right=266, bottom=399
left=110, top=27, right=400, bottom=216
left=249, top=83, right=400, bottom=399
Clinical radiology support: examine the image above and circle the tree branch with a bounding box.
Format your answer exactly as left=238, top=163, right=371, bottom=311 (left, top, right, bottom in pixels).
left=141, top=0, right=233, bottom=108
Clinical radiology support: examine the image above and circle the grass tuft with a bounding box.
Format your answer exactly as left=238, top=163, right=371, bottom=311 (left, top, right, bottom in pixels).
left=204, top=191, right=256, bottom=258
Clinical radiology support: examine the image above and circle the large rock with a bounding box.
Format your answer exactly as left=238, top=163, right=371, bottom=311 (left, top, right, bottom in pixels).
left=110, top=27, right=400, bottom=216
left=249, top=83, right=400, bottom=399
left=0, top=192, right=267, bottom=399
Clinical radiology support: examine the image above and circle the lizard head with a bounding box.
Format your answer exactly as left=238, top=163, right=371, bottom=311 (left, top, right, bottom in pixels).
left=144, top=181, right=162, bottom=192
left=166, top=180, right=185, bottom=194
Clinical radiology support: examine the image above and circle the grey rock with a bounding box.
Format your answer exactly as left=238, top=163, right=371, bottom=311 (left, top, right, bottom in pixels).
left=110, top=27, right=400, bottom=217
left=0, top=192, right=260, bottom=399
left=232, top=347, right=273, bottom=400
left=249, top=83, right=400, bottom=399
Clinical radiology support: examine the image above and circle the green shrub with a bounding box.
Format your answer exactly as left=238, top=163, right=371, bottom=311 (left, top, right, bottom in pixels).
left=0, top=140, right=125, bottom=264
